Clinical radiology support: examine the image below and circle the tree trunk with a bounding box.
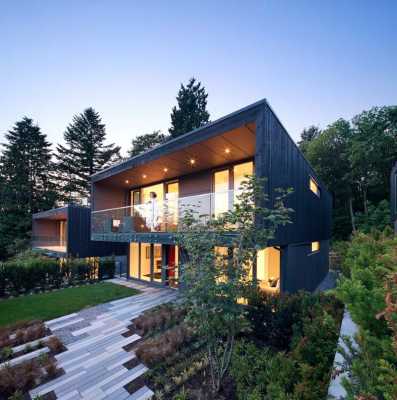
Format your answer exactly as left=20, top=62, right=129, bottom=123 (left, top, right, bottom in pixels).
left=348, top=197, right=356, bottom=233
left=363, top=188, right=368, bottom=215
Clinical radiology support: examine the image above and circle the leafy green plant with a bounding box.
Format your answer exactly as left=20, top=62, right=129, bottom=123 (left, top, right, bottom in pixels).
left=99, top=257, right=116, bottom=279
left=176, top=175, right=293, bottom=393
left=1, top=346, right=13, bottom=361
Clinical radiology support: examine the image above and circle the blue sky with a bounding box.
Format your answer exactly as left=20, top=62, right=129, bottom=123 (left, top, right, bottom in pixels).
left=0, top=0, right=396, bottom=155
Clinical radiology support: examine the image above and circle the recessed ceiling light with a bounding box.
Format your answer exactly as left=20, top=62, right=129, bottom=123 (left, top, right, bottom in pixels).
left=125, top=179, right=129, bottom=184
left=163, top=167, right=168, bottom=172
left=225, top=148, right=230, bottom=154
left=190, top=158, right=196, bottom=165
left=142, top=174, right=147, bottom=178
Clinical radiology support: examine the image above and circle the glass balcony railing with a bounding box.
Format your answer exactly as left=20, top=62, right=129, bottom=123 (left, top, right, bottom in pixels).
left=91, top=190, right=238, bottom=236
left=32, top=236, right=67, bottom=253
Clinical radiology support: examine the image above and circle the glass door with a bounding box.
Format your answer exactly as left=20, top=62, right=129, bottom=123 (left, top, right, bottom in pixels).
left=165, top=181, right=179, bottom=231
left=213, top=169, right=230, bottom=217
left=141, top=183, right=164, bottom=231
left=166, top=245, right=179, bottom=288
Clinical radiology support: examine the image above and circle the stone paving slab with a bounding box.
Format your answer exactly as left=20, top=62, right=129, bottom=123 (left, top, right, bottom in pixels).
left=30, top=279, right=177, bottom=400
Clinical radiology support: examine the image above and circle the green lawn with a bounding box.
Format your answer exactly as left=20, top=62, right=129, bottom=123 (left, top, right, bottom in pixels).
left=0, top=282, right=139, bottom=327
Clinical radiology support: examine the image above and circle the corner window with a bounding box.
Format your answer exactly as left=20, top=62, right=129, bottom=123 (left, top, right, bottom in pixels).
left=309, top=177, right=320, bottom=197
left=311, top=241, right=320, bottom=253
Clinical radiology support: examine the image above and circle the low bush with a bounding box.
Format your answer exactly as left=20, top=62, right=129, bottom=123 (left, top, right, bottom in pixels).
left=136, top=324, right=194, bottom=367
left=336, top=229, right=397, bottom=399
left=99, top=257, right=116, bottom=279
left=0, top=321, right=46, bottom=348
left=133, top=304, right=186, bottom=336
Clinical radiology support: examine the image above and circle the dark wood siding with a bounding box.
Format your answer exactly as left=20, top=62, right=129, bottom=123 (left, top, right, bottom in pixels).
left=92, top=182, right=127, bottom=211
left=67, top=206, right=127, bottom=258
left=281, top=240, right=329, bottom=293
left=255, top=106, right=332, bottom=246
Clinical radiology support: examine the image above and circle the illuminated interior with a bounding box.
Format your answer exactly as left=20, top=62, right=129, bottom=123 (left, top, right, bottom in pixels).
left=153, top=244, right=162, bottom=282
left=310, top=177, right=320, bottom=197
left=213, top=169, right=230, bottom=217
left=257, top=247, right=281, bottom=292
left=129, top=242, right=139, bottom=278
left=311, top=241, right=320, bottom=252
left=233, top=161, right=254, bottom=202
left=140, top=243, right=151, bottom=281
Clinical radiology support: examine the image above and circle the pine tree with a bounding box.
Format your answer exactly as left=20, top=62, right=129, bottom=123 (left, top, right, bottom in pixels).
left=128, top=130, right=167, bottom=157
left=56, top=108, right=121, bottom=203
left=169, top=78, right=210, bottom=138
left=0, top=117, right=58, bottom=259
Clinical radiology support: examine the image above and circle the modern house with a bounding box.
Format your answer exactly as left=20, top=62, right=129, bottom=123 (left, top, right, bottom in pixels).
left=391, top=161, right=397, bottom=233
left=32, top=204, right=125, bottom=260
left=90, top=99, right=332, bottom=292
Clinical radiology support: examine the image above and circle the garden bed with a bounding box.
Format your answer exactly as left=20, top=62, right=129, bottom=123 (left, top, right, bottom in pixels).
left=0, top=320, right=66, bottom=399
left=124, top=292, right=344, bottom=400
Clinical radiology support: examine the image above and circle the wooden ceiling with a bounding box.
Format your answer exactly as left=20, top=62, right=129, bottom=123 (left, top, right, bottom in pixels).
left=100, top=123, right=256, bottom=189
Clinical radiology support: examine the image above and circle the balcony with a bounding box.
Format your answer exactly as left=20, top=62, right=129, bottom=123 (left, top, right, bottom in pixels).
left=32, top=236, right=67, bottom=254
left=91, top=190, right=238, bottom=242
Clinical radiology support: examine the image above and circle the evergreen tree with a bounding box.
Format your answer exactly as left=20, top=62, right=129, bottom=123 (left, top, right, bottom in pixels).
left=56, top=108, right=121, bottom=203
left=128, top=130, right=167, bottom=157
left=298, top=125, right=321, bottom=153
left=0, top=117, right=57, bottom=259
left=169, top=78, right=210, bottom=138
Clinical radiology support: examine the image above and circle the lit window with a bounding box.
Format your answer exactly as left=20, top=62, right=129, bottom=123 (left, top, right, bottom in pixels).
left=310, top=177, right=320, bottom=197
left=311, top=241, right=320, bottom=253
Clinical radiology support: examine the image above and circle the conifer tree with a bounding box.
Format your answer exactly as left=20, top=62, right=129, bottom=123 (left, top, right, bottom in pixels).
left=169, top=78, right=210, bottom=138
left=56, top=108, right=121, bottom=203
left=0, top=117, right=57, bottom=258
left=128, top=130, right=167, bottom=157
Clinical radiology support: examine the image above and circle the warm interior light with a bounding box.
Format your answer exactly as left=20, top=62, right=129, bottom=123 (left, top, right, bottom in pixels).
left=163, top=167, right=168, bottom=172
left=225, top=148, right=230, bottom=154
left=190, top=158, right=196, bottom=165
left=142, top=174, right=147, bottom=178
left=125, top=179, right=129, bottom=184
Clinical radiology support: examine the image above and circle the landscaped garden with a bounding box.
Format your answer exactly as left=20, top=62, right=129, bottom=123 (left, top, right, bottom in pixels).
left=334, top=228, right=397, bottom=399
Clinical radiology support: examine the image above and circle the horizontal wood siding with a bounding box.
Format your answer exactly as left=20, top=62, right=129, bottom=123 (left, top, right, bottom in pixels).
left=256, top=106, right=332, bottom=246
left=179, top=170, right=212, bottom=198
left=282, top=240, right=329, bottom=293
left=92, top=182, right=127, bottom=211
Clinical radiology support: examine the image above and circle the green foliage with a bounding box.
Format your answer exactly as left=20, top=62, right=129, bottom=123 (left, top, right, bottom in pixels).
left=336, top=230, right=397, bottom=399
left=355, top=199, right=392, bottom=233
left=99, top=256, right=116, bottom=279
left=128, top=130, right=167, bottom=157
left=0, top=117, right=58, bottom=259
left=231, top=294, right=342, bottom=400
left=300, top=105, right=397, bottom=239
left=56, top=107, right=121, bottom=203
left=169, top=78, right=210, bottom=138
left=177, top=175, right=293, bottom=392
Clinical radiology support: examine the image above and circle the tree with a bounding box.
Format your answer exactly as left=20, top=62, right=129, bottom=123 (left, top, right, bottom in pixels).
left=177, top=176, right=293, bottom=393
left=0, top=117, right=58, bottom=259
left=56, top=108, right=121, bottom=203
left=298, top=125, right=321, bottom=153
left=169, top=77, right=210, bottom=138
left=128, top=130, right=167, bottom=157
left=304, top=119, right=355, bottom=237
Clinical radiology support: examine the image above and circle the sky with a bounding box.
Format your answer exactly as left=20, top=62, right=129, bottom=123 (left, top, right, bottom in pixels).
left=0, top=0, right=396, bottom=156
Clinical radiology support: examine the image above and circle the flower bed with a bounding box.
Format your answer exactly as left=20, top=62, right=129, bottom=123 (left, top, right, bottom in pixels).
left=129, top=292, right=343, bottom=399
left=0, top=320, right=66, bottom=400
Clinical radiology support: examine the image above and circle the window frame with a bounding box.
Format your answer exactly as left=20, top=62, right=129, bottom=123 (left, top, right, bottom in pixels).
left=309, top=176, right=321, bottom=198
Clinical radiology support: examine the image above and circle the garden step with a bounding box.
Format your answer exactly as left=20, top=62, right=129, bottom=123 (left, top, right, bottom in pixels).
left=46, top=312, right=79, bottom=326
left=0, top=346, right=49, bottom=368
left=11, top=334, right=54, bottom=353
left=125, top=385, right=154, bottom=400
left=49, top=317, right=85, bottom=330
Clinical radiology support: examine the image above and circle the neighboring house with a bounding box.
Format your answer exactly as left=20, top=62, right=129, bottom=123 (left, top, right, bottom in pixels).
left=391, top=161, right=397, bottom=233
left=32, top=204, right=126, bottom=261
left=90, top=99, right=332, bottom=293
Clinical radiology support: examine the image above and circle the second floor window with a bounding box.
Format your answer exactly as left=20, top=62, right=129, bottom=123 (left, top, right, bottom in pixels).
left=310, top=177, right=321, bottom=197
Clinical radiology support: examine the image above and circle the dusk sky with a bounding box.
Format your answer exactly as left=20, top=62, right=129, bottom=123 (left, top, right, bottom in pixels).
left=1, top=0, right=396, bottom=156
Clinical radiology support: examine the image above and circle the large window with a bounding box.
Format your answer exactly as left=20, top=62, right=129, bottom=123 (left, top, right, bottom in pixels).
left=214, top=169, right=230, bottom=217
left=257, top=247, right=280, bottom=292
left=140, top=243, right=151, bottom=281
left=233, top=161, right=254, bottom=201
left=129, top=243, right=139, bottom=278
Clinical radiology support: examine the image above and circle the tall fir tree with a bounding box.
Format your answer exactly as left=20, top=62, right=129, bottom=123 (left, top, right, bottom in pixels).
left=169, top=77, right=210, bottom=138
left=56, top=108, right=121, bottom=203
left=0, top=117, right=58, bottom=259
left=128, top=130, right=167, bottom=157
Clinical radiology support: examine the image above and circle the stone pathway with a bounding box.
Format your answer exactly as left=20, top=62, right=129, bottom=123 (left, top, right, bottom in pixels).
left=316, top=270, right=337, bottom=292
left=30, top=279, right=177, bottom=400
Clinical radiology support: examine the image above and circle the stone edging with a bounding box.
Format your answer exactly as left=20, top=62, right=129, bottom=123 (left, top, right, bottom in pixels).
left=327, top=309, right=358, bottom=399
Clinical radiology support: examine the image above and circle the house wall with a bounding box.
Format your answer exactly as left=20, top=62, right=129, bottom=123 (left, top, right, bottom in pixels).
left=92, top=181, right=127, bottom=211
left=68, top=206, right=127, bottom=258
left=255, top=105, right=332, bottom=247
left=281, top=239, right=329, bottom=293
left=32, top=219, right=60, bottom=238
